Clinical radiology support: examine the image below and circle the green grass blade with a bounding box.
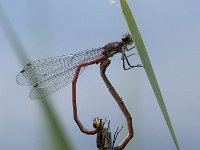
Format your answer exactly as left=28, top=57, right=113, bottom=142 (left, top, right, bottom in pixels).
left=41, top=99, right=73, bottom=150
left=0, top=4, right=73, bottom=150
left=120, top=0, right=180, bottom=149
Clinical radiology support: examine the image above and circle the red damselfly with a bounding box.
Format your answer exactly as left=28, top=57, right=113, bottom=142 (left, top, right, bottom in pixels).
left=16, top=34, right=141, bottom=100
left=16, top=34, right=142, bottom=150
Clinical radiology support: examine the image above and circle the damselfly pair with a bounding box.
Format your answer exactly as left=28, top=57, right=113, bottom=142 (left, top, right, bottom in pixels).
left=16, top=34, right=142, bottom=150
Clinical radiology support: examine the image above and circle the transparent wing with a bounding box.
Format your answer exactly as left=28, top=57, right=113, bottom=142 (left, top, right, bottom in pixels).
left=29, top=68, right=76, bottom=99
left=16, top=48, right=104, bottom=99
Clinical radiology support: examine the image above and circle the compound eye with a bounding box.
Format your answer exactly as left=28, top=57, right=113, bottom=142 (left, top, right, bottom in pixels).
left=122, top=34, right=132, bottom=44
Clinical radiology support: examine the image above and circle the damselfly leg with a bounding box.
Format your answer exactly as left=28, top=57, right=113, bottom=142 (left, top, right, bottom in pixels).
left=121, top=46, right=143, bottom=70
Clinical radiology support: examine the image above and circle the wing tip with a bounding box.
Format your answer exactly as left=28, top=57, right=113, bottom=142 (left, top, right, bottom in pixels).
left=16, top=72, right=24, bottom=85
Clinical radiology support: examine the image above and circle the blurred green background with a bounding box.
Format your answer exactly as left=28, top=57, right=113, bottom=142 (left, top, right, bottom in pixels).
left=0, top=0, right=200, bottom=150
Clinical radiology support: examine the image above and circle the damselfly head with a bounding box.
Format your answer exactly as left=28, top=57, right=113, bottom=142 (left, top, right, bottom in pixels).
left=93, top=117, right=107, bottom=129
left=122, top=34, right=133, bottom=45
left=93, top=117, right=102, bottom=129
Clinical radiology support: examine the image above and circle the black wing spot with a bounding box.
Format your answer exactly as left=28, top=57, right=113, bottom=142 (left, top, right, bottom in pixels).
left=34, top=84, right=39, bottom=88
left=26, top=63, right=31, bottom=66
left=20, top=69, right=25, bottom=73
